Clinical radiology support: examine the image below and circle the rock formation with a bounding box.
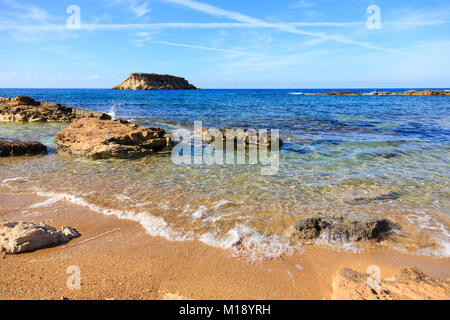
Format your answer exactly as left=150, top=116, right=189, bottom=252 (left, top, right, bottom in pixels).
left=331, top=267, right=450, bottom=300
left=0, top=96, right=111, bottom=122
left=194, top=127, right=283, bottom=148
left=0, top=141, right=47, bottom=156
left=292, top=90, right=450, bottom=96
left=292, top=212, right=392, bottom=241
left=55, top=118, right=174, bottom=159
left=0, top=221, right=80, bottom=254
left=112, top=73, right=198, bottom=90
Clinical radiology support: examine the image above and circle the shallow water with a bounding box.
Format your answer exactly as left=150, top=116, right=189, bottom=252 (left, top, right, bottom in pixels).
left=0, top=88, right=449, bottom=259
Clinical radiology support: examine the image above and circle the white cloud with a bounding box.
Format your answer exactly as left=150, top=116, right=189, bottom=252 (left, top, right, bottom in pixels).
left=291, top=0, right=315, bottom=9
left=107, top=0, right=151, bottom=18
left=149, top=40, right=275, bottom=58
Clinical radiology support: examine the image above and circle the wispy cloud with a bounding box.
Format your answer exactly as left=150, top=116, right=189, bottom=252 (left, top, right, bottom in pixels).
left=106, top=0, right=151, bottom=18
left=290, top=0, right=315, bottom=9
left=162, top=0, right=390, bottom=50
left=149, top=40, right=276, bottom=58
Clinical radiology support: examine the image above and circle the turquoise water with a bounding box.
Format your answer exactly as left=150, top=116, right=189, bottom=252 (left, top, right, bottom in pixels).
left=0, top=89, right=449, bottom=259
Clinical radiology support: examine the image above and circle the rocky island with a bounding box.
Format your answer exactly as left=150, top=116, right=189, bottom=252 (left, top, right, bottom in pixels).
left=112, top=73, right=198, bottom=90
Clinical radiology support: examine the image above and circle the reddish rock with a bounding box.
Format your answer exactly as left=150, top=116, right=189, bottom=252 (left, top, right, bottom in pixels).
left=55, top=118, right=173, bottom=159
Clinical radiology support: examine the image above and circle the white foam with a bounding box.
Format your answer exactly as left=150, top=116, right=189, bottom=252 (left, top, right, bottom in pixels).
left=213, top=200, right=233, bottom=209
left=192, top=205, right=208, bottom=219
left=406, top=212, right=450, bottom=258
left=199, top=224, right=296, bottom=260
left=314, top=229, right=359, bottom=252
left=29, top=190, right=294, bottom=260
left=107, top=104, right=118, bottom=120
left=28, top=197, right=61, bottom=209
left=34, top=190, right=193, bottom=242
left=1, top=177, right=28, bottom=189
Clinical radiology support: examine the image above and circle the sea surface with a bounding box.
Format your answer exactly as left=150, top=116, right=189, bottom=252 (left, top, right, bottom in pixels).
left=0, top=88, right=449, bottom=259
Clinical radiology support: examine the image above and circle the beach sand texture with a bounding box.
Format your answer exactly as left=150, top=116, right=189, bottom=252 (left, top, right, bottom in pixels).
left=1, top=190, right=449, bottom=300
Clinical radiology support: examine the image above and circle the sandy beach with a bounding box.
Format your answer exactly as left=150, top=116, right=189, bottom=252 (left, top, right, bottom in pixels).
left=1, top=188, right=449, bottom=300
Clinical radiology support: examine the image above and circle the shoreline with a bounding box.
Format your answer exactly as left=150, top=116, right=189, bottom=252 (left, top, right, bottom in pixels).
left=1, top=189, right=449, bottom=300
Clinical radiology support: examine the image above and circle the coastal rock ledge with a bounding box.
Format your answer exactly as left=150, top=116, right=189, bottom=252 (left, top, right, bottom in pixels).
left=0, top=141, right=47, bottom=157
left=332, top=267, right=450, bottom=300
left=55, top=118, right=174, bottom=159
left=0, top=96, right=111, bottom=122
left=0, top=221, right=80, bottom=254
left=112, top=73, right=198, bottom=90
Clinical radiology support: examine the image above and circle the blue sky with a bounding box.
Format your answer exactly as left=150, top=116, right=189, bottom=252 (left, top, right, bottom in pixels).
left=0, top=0, right=449, bottom=88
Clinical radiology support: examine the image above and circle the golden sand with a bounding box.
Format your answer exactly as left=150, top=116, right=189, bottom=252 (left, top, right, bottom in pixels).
left=1, top=189, right=449, bottom=300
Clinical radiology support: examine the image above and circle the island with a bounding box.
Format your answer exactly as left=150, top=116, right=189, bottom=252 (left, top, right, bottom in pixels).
left=112, top=73, right=198, bottom=90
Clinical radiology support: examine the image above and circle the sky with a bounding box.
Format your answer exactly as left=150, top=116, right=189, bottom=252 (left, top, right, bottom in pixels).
left=0, top=0, right=449, bottom=88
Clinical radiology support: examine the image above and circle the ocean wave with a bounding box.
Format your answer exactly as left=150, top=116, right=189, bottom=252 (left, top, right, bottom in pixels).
left=30, top=190, right=296, bottom=260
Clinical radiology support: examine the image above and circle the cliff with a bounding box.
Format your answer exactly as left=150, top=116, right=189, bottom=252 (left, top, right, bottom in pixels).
left=112, top=73, right=198, bottom=90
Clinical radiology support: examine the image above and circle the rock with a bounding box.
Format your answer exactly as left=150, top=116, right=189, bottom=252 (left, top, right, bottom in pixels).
left=0, top=221, right=80, bottom=254
left=113, top=73, right=198, bottom=90
left=0, top=96, right=111, bottom=122
left=0, top=141, right=47, bottom=156
left=194, top=127, right=283, bottom=148
left=292, top=212, right=392, bottom=241
left=331, top=267, right=450, bottom=300
left=55, top=118, right=174, bottom=159
left=345, top=191, right=401, bottom=205
left=296, top=90, right=450, bottom=96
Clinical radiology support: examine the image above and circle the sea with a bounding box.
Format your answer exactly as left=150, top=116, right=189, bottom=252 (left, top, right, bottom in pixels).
left=0, top=88, right=449, bottom=259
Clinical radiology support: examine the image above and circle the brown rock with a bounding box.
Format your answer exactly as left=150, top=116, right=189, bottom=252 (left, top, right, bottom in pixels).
left=0, top=96, right=111, bottom=122
left=0, top=221, right=80, bottom=254
left=113, top=73, right=198, bottom=90
left=0, top=141, right=47, bottom=157
left=55, top=118, right=174, bottom=159
left=331, top=267, right=450, bottom=300
left=298, top=90, right=450, bottom=96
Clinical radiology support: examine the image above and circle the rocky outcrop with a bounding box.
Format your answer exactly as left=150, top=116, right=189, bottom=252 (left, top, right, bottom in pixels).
left=194, top=127, right=283, bottom=148
left=0, top=221, right=80, bottom=254
left=331, top=267, right=450, bottom=300
left=292, top=212, right=392, bottom=241
left=112, top=73, right=198, bottom=90
left=292, top=90, right=450, bottom=96
left=55, top=118, right=174, bottom=159
left=0, top=96, right=111, bottom=122
left=0, top=141, right=47, bottom=156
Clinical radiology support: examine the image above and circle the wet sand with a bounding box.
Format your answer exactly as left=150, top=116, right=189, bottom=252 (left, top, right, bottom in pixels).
left=1, top=189, right=449, bottom=300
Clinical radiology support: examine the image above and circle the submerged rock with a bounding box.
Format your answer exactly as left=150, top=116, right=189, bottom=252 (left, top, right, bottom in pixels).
left=0, top=96, right=111, bottom=122
left=345, top=191, right=401, bottom=205
left=55, top=118, right=174, bottom=159
left=194, top=127, right=283, bottom=148
left=112, top=73, right=198, bottom=90
left=292, top=212, right=392, bottom=241
left=0, top=141, right=47, bottom=156
left=331, top=267, right=450, bottom=300
left=0, top=221, right=80, bottom=254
